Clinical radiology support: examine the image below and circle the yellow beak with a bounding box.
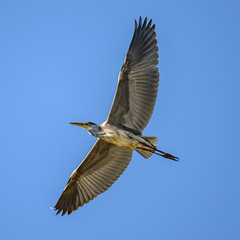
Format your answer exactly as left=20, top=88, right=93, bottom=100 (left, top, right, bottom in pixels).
left=69, top=122, right=88, bottom=129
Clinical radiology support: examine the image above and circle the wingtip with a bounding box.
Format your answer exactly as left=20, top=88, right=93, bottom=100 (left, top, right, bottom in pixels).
left=142, top=17, right=147, bottom=28
left=136, top=17, right=153, bottom=30
left=147, top=19, right=152, bottom=29
left=151, top=24, right=156, bottom=31
left=55, top=208, right=61, bottom=215
left=68, top=210, right=73, bottom=215
left=62, top=209, right=67, bottom=216
left=134, top=19, right=137, bottom=30
left=54, top=208, right=68, bottom=216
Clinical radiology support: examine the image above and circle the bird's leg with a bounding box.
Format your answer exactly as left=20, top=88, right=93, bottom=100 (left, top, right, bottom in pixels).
left=154, top=149, right=179, bottom=161
left=136, top=147, right=179, bottom=161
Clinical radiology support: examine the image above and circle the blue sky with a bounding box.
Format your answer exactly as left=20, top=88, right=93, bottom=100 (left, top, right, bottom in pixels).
left=1, top=0, right=240, bottom=239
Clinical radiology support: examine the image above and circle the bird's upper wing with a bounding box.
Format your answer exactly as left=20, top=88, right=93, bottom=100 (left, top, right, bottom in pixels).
left=107, top=17, right=159, bottom=132
left=54, top=139, right=133, bottom=215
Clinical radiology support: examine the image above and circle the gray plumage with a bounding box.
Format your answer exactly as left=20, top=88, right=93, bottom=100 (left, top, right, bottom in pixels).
left=107, top=17, right=159, bottom=132
left=54, top=17, right=178, bottom=216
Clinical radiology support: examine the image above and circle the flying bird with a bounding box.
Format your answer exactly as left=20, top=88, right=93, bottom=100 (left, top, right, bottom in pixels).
left=55, top=17, right=178, bottom=216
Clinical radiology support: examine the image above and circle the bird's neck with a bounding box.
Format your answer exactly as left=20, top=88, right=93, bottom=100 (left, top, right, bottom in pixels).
left=88, top=125, right=103, bottom=137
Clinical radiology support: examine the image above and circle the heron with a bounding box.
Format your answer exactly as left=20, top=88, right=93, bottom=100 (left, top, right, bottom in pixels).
left=54, top=17, right=178, bottom=216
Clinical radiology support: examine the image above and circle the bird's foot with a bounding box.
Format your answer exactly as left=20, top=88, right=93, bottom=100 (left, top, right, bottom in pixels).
left=154, top=149, right=179, bottom=161
left=162, top=152, right=179, bottom=161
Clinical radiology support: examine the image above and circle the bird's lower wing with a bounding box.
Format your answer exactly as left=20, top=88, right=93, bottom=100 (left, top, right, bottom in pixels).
left=54, top=139, right=133, bottom=215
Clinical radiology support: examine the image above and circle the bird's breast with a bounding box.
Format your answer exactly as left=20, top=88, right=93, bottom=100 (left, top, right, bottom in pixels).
left=100, top=130, right=139, bottom=149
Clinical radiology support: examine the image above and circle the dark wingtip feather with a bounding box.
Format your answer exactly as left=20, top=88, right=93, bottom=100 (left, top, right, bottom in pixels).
left=56, top=208, right=61, bottom=215
left=135, top=20, right=137, bottom=30
left=139, top=16, right=142, bottom=27
left=147, top=19, right=152, bottom=29
left=142, top=17, right=147, bottom=28
left=62, top=209, right=67, bottom=216
left=151, top=24, right=155, bottom=31
left=68, top=209, right=73, bottom=215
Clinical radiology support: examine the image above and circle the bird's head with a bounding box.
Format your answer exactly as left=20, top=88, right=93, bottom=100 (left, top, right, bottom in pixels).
left=69, top=122, right=98, bottom=130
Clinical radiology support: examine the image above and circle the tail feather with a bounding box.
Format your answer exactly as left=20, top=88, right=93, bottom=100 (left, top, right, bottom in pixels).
left=136, top=148, right=154, bottom=159
left=136, top=136, right=157, bottom=159
left=141, top=136, right=157, bottom=148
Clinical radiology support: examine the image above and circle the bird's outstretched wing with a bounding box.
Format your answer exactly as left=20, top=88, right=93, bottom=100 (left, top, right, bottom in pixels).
left=54, top=139, right=132, bottom=215
left=107, top=17, right=159, bottom=132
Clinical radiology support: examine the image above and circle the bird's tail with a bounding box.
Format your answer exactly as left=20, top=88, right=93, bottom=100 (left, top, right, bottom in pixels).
left=136, top=136, right=179, bottom=161
left=136, top=136, right=157, bottom=159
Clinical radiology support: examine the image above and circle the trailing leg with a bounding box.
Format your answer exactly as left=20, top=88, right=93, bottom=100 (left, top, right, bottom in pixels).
left=136, top=146, right=179, bottom=161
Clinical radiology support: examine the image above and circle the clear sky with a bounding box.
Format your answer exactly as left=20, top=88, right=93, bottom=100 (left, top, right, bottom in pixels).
left=1, top=0, right=240, bottom=239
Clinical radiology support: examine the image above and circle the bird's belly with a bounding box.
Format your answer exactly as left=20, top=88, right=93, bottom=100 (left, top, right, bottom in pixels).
left=101, top=132, right=140, bottom=149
